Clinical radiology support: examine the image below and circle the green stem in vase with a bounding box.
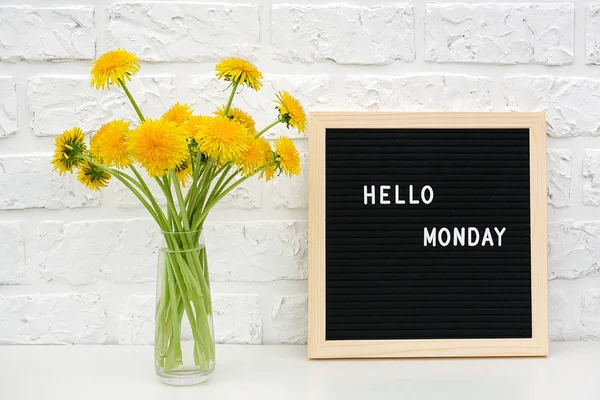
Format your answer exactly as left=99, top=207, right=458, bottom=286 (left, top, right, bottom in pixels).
left=157, top=225, right=215, bottom=371
left=164, top=260, right=183, bottom=370
left=168, top=247, right=212, bottom=366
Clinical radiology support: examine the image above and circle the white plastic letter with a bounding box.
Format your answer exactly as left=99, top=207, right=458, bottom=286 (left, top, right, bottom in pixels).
left=438, top=228, right=451, bottom=246
left=409, top=185, right=420, bottom=204
left=494, top=227, right=507, bottom=246
left=453, top=227, right=465, bottom=246
left=481, top=228, right=494, bottom=247
left=395, top=185, right=405, bottom=204
left=424, top=228, right=436, bottom=247
left=421, top=185, right=434, bottom=205
left=468, top=227, right=480, bottom=246
left=380, top=185, right=391, bottom=205
left=364, top=185, right=375, bottom=205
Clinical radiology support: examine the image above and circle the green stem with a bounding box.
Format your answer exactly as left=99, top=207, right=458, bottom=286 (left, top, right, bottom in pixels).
left=160, top=178, right=211, bottom=316
left=128, top=165, right=169, bottom=227
left=156, top=264, right=177, bottom=368
left=188, top=160, right=215, bottom=221
left=157, top=176, right=182, bottom=232
left=193, top=166, right=239, bottom=231
left=119, top=79, right=145, bottom=122
left=168, top=171, right=211, bottom=304
left=222, top=80, right=239, bottom=116
left=164, top=260, right=183, bottom=370
left=185, top=154, right=209, bottom=211
left=185, top=155, right=205, bottom=206
left=191, top=164, right=272, bottom=231
left=170, top=170, right=191, bottom=230
left=157, top=238, right=215, bottom=370
left=168, top=247, right=213, bottom=362
left=214, top=163, right=274, bottom=205
left=255, top=120, right=280, bottom=138
left=208, top=166, right=238, bottom=205
left=192, top=151, right=205, bottom=182
left=209, top=164, right=233, bottom=197
left=103, top=167, right=162, bottom=226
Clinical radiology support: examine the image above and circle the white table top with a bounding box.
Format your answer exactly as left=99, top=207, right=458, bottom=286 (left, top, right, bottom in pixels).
left=1, top=343, right=599, bottom=399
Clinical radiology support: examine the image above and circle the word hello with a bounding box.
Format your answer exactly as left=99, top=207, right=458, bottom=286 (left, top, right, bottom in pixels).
left=364, top=185, right=434, bottom=205
left=424, top=227, right=507, bottom=247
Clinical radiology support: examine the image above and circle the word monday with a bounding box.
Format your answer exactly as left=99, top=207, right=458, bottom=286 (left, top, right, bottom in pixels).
left=363, top=184, right=507, bottom=247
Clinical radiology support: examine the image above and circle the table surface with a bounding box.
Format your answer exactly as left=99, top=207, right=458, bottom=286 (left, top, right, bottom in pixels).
left=1, top=342, right=599, bottom=399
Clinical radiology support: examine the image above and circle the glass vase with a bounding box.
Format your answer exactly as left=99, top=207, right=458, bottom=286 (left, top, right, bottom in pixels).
left=154, top=230, right=215, bottom=385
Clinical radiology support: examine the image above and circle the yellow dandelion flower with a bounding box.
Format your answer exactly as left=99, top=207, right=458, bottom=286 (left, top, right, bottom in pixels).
left=258, top=140, right=276, bottom=181
left=274, top=91, right=307, bottom=133
left=195, top=116, right=249, bottom=162
left=215, top=105, right=256, bottom=134
left=127, top=119, right=189, bottom=178
left=77, top=161, right=111, bottom=191
left=215, top=57, right=263, bottom=91
left=162, top=103, right=193, bottom=126
left=51, top=127, right=87, bottom=175
left=174, top=159, right=193, bottom=187
left=274, top=136, right=301, bottom=177
left=90, top=49, right=140, bottom=90
left=237, top=136, right=269, bottom=176
left=260, top=165, right=277, bottom=182
left=91, top=120, right=131, bottom=168
left=182, top=115, right=212, bottom=140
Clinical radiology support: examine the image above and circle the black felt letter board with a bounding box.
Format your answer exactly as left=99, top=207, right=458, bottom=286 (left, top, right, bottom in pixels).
left=325, top=128, right=532, bottom=341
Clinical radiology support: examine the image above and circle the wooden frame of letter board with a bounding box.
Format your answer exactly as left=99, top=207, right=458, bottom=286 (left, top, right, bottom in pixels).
left=308, top=112, right=548, bottom=359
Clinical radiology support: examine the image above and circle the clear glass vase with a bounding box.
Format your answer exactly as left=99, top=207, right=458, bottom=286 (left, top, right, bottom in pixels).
left=154, top=230, right=215, bottom=385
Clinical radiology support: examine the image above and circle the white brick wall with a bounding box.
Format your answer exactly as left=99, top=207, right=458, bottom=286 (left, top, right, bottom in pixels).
left=271, top=4, right=415, bottom=64
left=425, top=3, right=575, bottom=65
left=0, top=155, right=101, bottom=210
left=0, top=0, right=599, bottom=345
left=547, top=149, right=572, bottom=208
left=28, top=75, right=176, bottom=136
left=0, top=6, right=95, bottom=62
left=106, top=3, right=260, bottom=61
left=0, top=293, right=106, bottom=344
left=0, top=77, right=17, bottom=138
left=345, top=74, right=493, bottom=111
left=0, top=222, right=26, bottom=284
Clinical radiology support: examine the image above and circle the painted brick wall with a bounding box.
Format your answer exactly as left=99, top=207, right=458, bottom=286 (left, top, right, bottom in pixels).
left=0, top=0, right=599, bottom=345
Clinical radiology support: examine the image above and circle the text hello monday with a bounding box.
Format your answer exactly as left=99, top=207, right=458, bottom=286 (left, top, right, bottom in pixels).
left=363, top=185, right=507, bottom=247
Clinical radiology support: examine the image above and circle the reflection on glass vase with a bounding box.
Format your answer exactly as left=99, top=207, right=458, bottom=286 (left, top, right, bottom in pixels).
left=154, top=230, right=215, bottom=385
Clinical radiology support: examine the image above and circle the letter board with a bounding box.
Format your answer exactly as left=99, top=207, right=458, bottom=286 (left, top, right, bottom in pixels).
left=308, top=113, right=548, bottom=359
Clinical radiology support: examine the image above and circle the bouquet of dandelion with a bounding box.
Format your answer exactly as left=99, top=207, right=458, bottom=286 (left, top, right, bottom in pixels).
left=51, top=50, right=306, bottom=384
